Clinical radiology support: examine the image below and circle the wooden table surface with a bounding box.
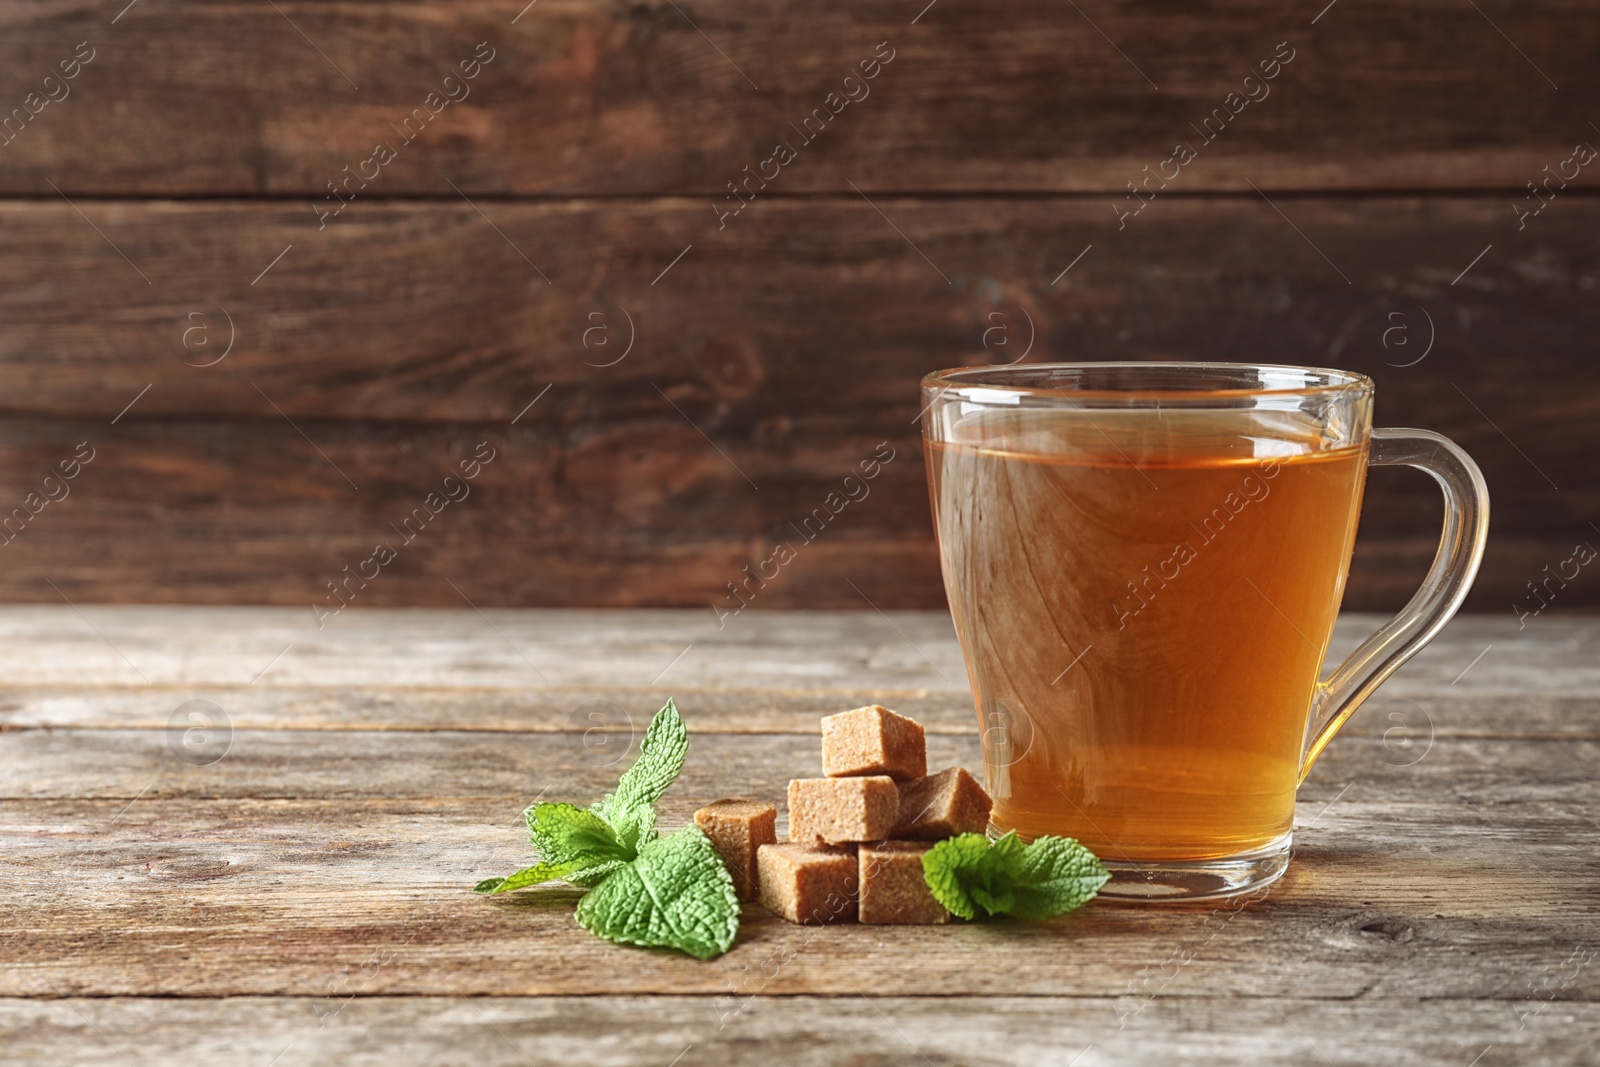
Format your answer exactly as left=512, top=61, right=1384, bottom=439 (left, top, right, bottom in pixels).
left=1, top=606, right=1595, bottom=1065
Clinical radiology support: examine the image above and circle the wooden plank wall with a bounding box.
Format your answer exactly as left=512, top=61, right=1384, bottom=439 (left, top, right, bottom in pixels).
left=0, top=0, right=1595, bottom=614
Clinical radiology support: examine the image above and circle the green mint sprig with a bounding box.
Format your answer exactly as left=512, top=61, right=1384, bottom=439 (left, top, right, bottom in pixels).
left=473, top=699, right=739, bottom=960
left=575, top=825, right=738, bottom=961
left=922, top=830, right=1109, bottom=920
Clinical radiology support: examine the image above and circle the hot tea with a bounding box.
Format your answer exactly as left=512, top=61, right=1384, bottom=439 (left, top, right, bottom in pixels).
left=927, top=409, right=1367, bottom=861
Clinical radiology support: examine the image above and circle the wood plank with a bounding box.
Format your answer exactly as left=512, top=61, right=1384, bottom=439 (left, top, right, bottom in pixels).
left=0, top=608, right=1587, bottom=700
left=0, top=415, right=937, bottom=611
left=2, top=725, right=1591, bottom=807
left=0, top=606, right=969, bottom=691
left=2, top=996, right=1594, bottom=1067
left=1, top=684, right=1592, bottom=740
left=5, top=198, right=1597, bottom=432
left=0, top=731, right=1594, bottom=997
left=0, top=610, right=1590, bottom=1064
left=4, top=411, right=1589, bottom=612
left=2, top=1, right=1597, bottom=195
left=0, top=728, right=997, bottom=801
left=1, top=196, right=1595, bottom=610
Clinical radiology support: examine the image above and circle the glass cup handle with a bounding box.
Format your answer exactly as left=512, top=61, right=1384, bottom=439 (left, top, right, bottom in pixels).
left=1299, top=428, right=1491, bottom=782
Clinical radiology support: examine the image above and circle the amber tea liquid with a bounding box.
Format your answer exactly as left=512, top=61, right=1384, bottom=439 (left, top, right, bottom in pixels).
left=927, top=410, right=1368, bottom=861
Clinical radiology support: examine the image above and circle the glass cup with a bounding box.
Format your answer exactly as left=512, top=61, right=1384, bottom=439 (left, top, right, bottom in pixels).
left=921, top=363, right=1489, bottom=900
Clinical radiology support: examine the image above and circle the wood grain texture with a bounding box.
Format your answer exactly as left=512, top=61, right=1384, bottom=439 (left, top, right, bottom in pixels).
left=0, top=1, right=1596, bottom=196
left=2, top=737, right=1597, bottom=996
left=5, top=997, right=1594, bottom=1067
left=0, top=607, right=1586, bottom=693
left=0, top=608, right=1593, bottom=1065
left=3, top=684, right=1593, bottom=738
left=6, top=722, right=1594, bottom=805
left=6, top=198, right=1599, bottom=426
left=0, top=196, right=1594, bottom=609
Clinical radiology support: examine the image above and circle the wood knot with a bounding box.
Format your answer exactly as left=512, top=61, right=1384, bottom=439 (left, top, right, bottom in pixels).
left=695, top=335, right=763, bottom=401
left=1359, top=919, right=1414, bottom=942
left=142, top=858, right=239, bottom=881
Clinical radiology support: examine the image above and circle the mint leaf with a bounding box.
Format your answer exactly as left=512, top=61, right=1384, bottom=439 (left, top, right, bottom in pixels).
left=474, top=858, right=587, bottom=895
left=922, top=831, right=1107, bottom=921
left=592, top=698, right=689, bottom=852
left=473, top=700, right=701, bottom=900
left=526, top=803, right=623, bottom=857
left=1009, top=835, right=1111, bottom=920
left=474, top=699, right=742, bottom=959
left=477, top=808, right=629, bottom=894
left=525, top=803, right=631, bottom=887
left=920, top=834, right=991, bottom=920
left=575, top=825, right=739, bottom=960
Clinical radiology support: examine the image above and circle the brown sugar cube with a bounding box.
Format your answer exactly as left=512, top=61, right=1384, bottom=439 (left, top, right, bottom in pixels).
left=757, top=842, right=859, bottom=924
left=821, top=705, right=927, bottom=782
left=694, top=799, right=778, bottom=902
left=859, top=841, right=949, bottom=925
left=788, top=776, right=899, bottom=844
left=892, top=767, right=993, bottom=840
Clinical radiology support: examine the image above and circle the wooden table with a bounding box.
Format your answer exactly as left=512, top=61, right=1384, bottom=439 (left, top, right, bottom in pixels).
left=2, top=607, right=1594, bottom=1065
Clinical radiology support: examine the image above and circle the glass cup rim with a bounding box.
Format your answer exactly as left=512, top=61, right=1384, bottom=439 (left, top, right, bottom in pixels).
left=921, top=361, right=1375, bottom=402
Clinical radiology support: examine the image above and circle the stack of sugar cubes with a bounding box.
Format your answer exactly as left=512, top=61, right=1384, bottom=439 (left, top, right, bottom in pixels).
left=694, top=704, right=994, bottom=925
